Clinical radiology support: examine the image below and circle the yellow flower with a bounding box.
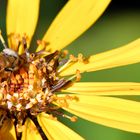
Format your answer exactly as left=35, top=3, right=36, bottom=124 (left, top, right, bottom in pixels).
left=0, top=0, right=140, bottom=140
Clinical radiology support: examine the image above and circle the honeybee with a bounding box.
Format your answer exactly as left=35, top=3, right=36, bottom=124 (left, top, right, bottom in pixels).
left=0, top=32, right=25, bottom=74
left=0, top=48, right=20, bottom=72
left=0, top=32, right=47, bottom=76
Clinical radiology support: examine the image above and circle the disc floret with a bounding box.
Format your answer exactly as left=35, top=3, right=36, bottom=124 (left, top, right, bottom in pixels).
left=0, top=32, right=85, bottom=138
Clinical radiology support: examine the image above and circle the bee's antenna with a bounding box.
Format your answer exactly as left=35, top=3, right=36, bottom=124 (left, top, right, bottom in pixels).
left=0, top=30, right=8, bottom=48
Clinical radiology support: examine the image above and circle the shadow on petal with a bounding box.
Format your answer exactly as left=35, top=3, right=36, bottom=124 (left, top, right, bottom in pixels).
left=0, top=119, right=16, bottom=140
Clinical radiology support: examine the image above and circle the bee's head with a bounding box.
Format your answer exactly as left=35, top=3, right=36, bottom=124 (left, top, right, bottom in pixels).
left=2, top=48, right=18, bottom=58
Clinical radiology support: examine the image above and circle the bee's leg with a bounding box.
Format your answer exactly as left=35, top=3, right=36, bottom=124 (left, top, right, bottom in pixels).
left=22, top=37, right=31, bottom=61
left=50, top=79, right=72, bottom=92
left=22, top=37, right=28, bottom=50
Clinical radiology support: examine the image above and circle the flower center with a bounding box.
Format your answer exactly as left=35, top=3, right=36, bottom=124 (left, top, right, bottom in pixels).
left=0, top=32, right=84, bottom=138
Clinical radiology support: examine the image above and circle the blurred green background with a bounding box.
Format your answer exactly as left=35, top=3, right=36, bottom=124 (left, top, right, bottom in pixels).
left=0, top=0, right=140, bottom=140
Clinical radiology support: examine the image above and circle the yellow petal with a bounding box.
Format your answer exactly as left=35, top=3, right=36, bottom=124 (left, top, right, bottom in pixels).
left=37, top=0, right=111, bottom=52
left=59, top=94, right=140, bottom=133
left=38, top=113, right=84, bottom=140
left=22, top=118, right=42, bottom=140
left=60, top=38, right=140, bottom=76
left=63, top=82, right=140, bottom=95
left=0, top=119, right=16, bottom=140
left=6, top=0, right=40, bottom=50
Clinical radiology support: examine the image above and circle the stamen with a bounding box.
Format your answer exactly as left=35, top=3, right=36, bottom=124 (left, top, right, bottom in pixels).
left=57, top=59, right=72, bottom=73
left=37, top=40, right=49, bottom=51
left=58, top=53, right=89, bottom=73
left=67, top=69, right=81, bottom=82
left=59, top=59, right=69, bottom=66
left=49, top=110, right=77, bottom=122
left=60, top=50, right=69, bottom=58
left=0, top=30, right=7, bottom=48
left=78, top=53, right=90, bottom=64
left=8, top=33, right=21, bottom=51
left=62, top=114, right=77, bottom=122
